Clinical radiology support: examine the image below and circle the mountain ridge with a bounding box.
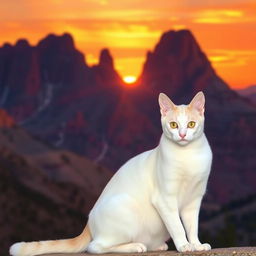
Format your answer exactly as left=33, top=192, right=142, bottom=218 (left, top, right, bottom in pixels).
left=0, top=124, right=112, bottom=255
left=0, top=29, right=255, bottom=206
left=236, top=85, right=256, bottom=105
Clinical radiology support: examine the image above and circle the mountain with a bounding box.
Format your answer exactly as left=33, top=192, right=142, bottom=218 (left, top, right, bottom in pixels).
left=140, top=30, right=217, bottom=97
left=0, top=30, right=256, bottom=208
left=236, top=85, right=256, bottom=105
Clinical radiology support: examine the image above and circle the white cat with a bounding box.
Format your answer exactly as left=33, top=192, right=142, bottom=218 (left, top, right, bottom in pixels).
left=10, top=91, right=212, bottom=256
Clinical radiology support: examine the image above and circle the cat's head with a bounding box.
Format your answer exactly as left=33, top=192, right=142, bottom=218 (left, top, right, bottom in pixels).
left=159, top=92, right=205, bottom=146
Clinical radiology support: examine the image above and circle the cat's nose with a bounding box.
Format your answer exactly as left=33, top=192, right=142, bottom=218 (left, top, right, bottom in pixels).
left=179, top=133, right=186, bottom=139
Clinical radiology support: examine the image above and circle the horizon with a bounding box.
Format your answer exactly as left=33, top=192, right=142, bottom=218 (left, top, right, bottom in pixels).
left=1, top=0, right=256, bottom=89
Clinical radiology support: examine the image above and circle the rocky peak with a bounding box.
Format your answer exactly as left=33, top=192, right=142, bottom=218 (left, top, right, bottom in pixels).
left=37, top=33, right=75, bottom=52
left=99, top=48, right=114, bottom=69
left=2, top=43, right=12, bottom=50
left=15, top=39, right=30, bottom=48
left=140, top=29, right=220, bottom=101
left=92, top=48, right=123, bottom=87
left=153, top=30, right=202, bottom=60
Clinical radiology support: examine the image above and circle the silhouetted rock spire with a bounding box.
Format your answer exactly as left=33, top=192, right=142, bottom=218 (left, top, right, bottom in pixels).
left=99, top=48, right=114, bottom=69
left=140, top=29, right=227, bottom=101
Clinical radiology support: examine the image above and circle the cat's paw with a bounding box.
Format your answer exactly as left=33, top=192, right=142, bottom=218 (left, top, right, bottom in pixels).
left=177, top=243, right=195, bottom=252
left=132, top=243, right=147, bottom=253
left=155, top=243, right=168, bottom=251
left=192, top=243, right=211, bottom=251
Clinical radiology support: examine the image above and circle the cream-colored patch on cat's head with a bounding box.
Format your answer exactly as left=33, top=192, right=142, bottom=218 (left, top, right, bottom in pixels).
left=159, top=92, right=205, bottom=146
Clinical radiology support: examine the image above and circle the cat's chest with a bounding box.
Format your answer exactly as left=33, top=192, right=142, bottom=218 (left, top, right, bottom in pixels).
left=169, top=147, right=211, bottom=176
left=176, top=177, right=201, bottom=208
left=165, top=147, right=211, bottom=204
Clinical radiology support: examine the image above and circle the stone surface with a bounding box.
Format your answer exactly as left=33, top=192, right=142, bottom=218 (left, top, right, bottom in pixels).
left=43, top=247, right=256, bottom=256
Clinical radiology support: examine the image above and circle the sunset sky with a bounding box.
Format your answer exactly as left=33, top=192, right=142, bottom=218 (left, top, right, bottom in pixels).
left=0, top=0, right=256, bottom=88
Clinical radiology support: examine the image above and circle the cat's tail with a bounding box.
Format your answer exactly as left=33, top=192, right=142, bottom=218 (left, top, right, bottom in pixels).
left=9, top=224, right=91, bottom=256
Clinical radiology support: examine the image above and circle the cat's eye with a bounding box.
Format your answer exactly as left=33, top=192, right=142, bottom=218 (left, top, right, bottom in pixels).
left=170, top=122, right=178, bottom=129
left=187, top=121, right=196, bottom=128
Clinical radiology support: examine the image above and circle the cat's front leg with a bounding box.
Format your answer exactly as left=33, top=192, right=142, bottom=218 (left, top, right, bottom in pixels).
left=152, top=193, right=194, bottom=252
left=180, top=197, right=211, bottom=251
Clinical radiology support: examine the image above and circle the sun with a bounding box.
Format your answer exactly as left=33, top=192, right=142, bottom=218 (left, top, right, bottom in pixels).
left=123, top=75, right=137, bottom=85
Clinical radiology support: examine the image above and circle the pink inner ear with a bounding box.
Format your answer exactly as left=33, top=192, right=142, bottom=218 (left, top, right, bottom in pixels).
left=190, top=92, right=205, bottom=114
left=160, top=100, right=170, bottom=116
left=194, top=100, right=204, bottom=111
left=159, top=95, right=174, bottom=116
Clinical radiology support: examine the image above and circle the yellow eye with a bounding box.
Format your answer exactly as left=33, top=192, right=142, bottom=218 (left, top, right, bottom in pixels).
left=170, top=122, right=178, bottom=129
left=188, top=121, right=196, bottom=128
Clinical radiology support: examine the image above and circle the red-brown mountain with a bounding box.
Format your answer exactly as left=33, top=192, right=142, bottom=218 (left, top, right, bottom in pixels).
left=140, top=30, right=215, bottom=96
left=0, top=30, right=256, bottom=208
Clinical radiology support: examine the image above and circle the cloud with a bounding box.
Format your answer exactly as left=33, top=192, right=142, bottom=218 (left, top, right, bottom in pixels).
left=208, top=48, right=256, bottom=88
left=181, top=0, right=255, bottom=8
left=209, top=49, right=256, bottom=67
left=193, top=9, right=246, bottom=24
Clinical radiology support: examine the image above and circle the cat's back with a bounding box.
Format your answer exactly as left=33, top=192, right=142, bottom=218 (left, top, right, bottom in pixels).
left=93, top=148, right=157, bottom=206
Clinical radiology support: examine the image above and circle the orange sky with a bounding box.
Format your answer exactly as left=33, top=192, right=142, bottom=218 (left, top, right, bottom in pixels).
left=0, top=0, right=256, bottom=89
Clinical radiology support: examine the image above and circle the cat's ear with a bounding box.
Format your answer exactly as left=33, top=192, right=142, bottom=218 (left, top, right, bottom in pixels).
left=158, top=93, right=176, bottom=116
left=189, top=91, right=205, bottom=115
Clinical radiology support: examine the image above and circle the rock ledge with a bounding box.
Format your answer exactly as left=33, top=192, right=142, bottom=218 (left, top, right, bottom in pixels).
left=44, top=247, right=256, bottom=256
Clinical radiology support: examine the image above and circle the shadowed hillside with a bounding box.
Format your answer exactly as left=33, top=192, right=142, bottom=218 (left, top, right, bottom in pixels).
left=0, top=122, right=112, bottom=255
